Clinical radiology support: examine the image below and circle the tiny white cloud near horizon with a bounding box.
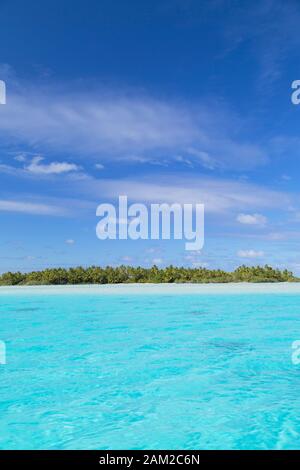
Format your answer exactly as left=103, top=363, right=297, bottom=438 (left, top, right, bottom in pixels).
left=237, top=213, right=267, bottom=225
left=237, top=249, right=264, bottom=258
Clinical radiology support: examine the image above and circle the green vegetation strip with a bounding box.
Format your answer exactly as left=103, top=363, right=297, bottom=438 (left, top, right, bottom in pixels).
left=0, top=265, right=298, bottom=285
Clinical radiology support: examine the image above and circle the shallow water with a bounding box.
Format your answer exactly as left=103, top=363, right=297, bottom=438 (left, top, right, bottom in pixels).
left=0, top=286, right=300, bottom=449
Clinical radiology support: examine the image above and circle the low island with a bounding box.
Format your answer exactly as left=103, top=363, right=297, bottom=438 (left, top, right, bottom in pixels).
left=0, top=265, right=298, bottom=285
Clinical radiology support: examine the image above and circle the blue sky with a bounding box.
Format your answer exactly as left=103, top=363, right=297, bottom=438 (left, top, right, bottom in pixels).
left=1, top=0, right=300, bottom=273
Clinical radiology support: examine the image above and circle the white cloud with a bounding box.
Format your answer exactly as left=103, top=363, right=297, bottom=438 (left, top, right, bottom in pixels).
left=26, top=156, right=80, bottom=175
left=192, top=261, right=209, bottom=268
left=236, top=213, right=267, bottom=225
left=152, top=258, right=163, bottom=265
left=14, top=154, right=27, bottom=162
left=237, top=249, right=264, bottom=258
left=95, top=163, right=105, bottom=170
left=266, top=232, right=286, bottom=241
left=65, top=239, right=75, bottom=245
left=0, top=156, right=80, bottom=177
left=0, top=200, right=65, bottom=215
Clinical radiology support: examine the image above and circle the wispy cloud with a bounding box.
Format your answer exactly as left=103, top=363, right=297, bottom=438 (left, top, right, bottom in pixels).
left=186, top=147, right=217, bottom=170
left=82, top=175, right=290, bottom=214
left=0, top=80, right=268, bottom=170
left=221, top=0, right=300, bottom=84
left=0, top=200, right=66, bottom=216
left=160, top=0, right=300, bottom=85
left=0, top=194, right=96, bottom=217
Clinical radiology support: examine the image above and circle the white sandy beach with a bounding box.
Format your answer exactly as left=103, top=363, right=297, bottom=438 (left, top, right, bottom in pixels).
left=1, top=282, right=300, bottom=295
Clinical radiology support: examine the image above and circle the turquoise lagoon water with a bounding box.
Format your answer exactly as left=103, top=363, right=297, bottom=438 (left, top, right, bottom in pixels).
left=0, top=284, right=300, bottom=450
